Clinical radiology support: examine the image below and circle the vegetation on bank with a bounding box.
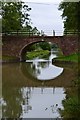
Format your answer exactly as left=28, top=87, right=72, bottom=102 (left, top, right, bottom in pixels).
left=54, top=52, right=79, bottom=63
left=60, top=88, right=80, bottom=119
left=58, top=2, right=79, bottom=118
left=57, top=54, right=80, bottom=119
left=26, top=50, right=50, bottom=60
left=60, top=74, right=80, bottom=118
left=2, top=56, right=18, bottom=61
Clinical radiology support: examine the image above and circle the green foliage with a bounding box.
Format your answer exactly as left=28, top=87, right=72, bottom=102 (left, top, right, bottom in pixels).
left=54, top=52, right=79, bottom=62
left=39, top=42, right=51, bottom=51
left=58, top=2, right=79, bottom=34
left=31, top=27, right=40, bottom=35
left=26, top=50, right=50, bottom=60
left=26, top=43, right=39, bottom=52
left=51, top=44, right=58, bottom=49
left=27, top=42, right=51, bottom=52
left=21, top=26, right=40, bottom=36
left=1, top=2, right=41, bottom=35
left=2, top=55, right=18, bottom=60
left=61, top=96, right=80, bottom=118
left=2, top=2, right=31, bottom=33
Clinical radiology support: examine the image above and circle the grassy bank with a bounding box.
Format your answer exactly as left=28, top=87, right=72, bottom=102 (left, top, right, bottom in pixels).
left=59, top=75, right=80, bottom=119
left=2, top=56, right=19, bottom=62
left=60, top=87, right=80, bottom=119
left=57, top=53, right=80, bottom=119
left=54, top=52, right=79, bottom=63
left=26, top=50, right=50, bottom=59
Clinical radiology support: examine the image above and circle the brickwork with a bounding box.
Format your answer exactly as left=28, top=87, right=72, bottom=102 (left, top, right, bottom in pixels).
left=2, top=35, right=78, bottom=61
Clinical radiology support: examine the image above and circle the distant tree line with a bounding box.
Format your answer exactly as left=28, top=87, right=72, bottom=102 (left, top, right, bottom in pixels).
left=27, top=42, right=51, bottom=52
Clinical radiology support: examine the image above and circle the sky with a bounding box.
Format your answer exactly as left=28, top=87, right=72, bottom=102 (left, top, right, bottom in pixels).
left=23, top=0, right=64, bottom=36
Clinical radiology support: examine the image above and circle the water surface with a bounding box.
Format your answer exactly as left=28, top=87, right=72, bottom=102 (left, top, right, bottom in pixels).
left=25, top=51, right=63, bottom=80
left=2, top=86, right=66, bottom=118
left=20, top=87, right=66, bottom=118
left=2, top=50, right=76, bottom=118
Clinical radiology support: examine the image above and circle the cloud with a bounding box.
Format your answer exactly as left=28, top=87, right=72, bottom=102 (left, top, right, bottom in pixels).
left=22, top=1, right=64, bottom=35
left=23, top=0, right=63, bottom=4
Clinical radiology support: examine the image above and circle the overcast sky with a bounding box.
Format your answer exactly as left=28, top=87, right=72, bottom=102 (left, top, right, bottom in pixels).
left=22, top=0, right=64, bottom=36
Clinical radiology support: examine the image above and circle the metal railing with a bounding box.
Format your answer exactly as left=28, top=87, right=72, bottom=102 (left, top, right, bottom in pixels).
left=1, top=30, right=79, bottom=36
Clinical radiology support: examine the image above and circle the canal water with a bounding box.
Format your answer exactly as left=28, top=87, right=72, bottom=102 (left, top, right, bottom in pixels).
left=1, top=50, right=75, bottom=118
left=25, top=51, right=63, bottom=80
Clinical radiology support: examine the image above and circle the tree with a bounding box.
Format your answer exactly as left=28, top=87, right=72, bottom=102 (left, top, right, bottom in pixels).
left=58, top=2, right=79, bottom=34
left=31, top=27, right=40, bottom=36
left=39, top=42, right=51, bottom=50
left=1, top=1, right=31, bottom=34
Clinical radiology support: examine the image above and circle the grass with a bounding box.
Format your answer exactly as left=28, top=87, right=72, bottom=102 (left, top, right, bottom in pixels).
left=26, top=50, right=50, bottom=60
left=58, top=57, right=80, bottom=119
left=2, top=55, right=18, bottom=61
left=54, top=52, right=79, bottom=63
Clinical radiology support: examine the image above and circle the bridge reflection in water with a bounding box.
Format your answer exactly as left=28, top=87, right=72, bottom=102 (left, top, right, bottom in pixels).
left=2, top=86, right=66, bottom=118
left=23, top=51, right=63, bottom=80
left=2, top=49, right=76, bottom=118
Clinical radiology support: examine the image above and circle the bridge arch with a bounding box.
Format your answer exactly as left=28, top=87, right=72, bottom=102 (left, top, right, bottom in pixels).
left=2, top=35, right=78, bottom=61
left=19, top=40, right=50, bottom=61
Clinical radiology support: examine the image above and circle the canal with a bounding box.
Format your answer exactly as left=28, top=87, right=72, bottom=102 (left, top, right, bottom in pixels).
left=1, top=50, right=76, bottom=118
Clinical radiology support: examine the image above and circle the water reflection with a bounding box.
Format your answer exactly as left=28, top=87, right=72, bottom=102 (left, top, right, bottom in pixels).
left=25, top=51, right=63, bottom=80
left=20, top=87, right=66, bottom=118
left=2, top=87, right=22, bottom=118
left=2, top=49, right=77, bottom=118
left=2, top=86, right=66, bottom=118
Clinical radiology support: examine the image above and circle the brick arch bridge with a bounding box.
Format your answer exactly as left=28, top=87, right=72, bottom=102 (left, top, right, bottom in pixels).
left=2, top=35, right=78, bottom=61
